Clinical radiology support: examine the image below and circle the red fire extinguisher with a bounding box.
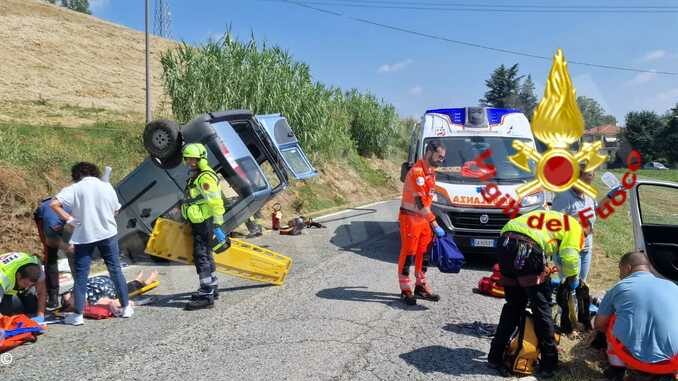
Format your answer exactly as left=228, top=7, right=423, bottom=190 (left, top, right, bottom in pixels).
left=271, top=203, right=282, bottom=230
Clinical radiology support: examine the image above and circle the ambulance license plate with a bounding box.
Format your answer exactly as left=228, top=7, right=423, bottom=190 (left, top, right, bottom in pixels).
left=471, top=239, right=496, bottom=248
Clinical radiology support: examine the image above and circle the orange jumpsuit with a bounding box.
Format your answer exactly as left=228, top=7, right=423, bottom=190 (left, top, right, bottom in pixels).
left=398, top=159, right=437, bottom=292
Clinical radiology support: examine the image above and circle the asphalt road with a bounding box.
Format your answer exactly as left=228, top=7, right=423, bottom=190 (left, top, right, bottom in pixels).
left=2, top=199, right=512, bottom=381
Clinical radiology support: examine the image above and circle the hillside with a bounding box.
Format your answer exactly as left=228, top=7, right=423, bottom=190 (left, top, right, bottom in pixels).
left=0, top=0, right=401, bottom=254
left=0, top=0, right=175, bottom=125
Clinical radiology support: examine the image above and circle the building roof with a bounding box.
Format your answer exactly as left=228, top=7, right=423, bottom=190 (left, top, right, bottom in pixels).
left=584, top=124, right=620, bottom=137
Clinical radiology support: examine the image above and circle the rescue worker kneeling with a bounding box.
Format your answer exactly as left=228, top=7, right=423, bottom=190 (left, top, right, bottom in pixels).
left=487, top=210, right=583, bottom=378
left=181, top=143, right=227, bottom=311
left=398, top=140, right=446, bottom=305
left=0, top=252, right=47, bottom=324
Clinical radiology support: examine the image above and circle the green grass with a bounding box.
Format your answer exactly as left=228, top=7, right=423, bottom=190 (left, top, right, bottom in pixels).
left=294, top=181, right=346, bottom=213
left=593, top=168, right=678, bottom=263
left=0, top=121, right=146, bottom=184
left=348, top=154, right=390, bottom=188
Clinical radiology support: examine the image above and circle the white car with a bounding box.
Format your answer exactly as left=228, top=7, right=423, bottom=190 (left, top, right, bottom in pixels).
left=643, top=161, right=669, bottom=170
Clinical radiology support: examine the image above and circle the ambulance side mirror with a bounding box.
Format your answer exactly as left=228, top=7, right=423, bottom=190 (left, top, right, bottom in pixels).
left=400, top=162, right=412, bottom=183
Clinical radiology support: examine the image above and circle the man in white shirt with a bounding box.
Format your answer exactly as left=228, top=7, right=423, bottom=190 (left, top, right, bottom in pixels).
left=50, top=162, right=132, bottom=325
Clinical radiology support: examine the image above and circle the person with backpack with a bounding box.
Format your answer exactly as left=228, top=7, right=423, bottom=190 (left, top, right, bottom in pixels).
left=487, top=209, right=584, bottom=378
left=397, top=140, right=446, bottom=306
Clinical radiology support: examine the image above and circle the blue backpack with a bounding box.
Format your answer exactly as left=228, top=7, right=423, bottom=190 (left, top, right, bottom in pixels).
left=429, top=235, right=465, bottom=273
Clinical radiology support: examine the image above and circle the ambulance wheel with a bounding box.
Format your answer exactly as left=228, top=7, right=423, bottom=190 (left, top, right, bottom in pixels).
left=143, top=119, right=182, bottom=161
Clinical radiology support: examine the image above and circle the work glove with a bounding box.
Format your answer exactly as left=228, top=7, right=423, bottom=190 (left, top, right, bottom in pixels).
left=433, top=225, right=446, bottom=238
left=566, top=276, right=580, bottom=291
left=214, top=227, right=226, bottom=243
left=31, top=315, right=46, bottom=326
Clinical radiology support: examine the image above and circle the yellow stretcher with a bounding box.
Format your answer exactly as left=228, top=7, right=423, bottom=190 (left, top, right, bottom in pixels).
left=145, top=218, right=292, bottom=285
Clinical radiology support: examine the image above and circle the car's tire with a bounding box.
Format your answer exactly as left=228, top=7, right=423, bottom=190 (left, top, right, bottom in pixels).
left=143, top=119, right=182, bottom=161
left=149, top=152, right=183, bottom=170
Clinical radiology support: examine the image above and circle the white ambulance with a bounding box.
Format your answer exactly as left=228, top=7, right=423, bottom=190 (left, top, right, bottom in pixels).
left=402, top=107, right=544, bottom=254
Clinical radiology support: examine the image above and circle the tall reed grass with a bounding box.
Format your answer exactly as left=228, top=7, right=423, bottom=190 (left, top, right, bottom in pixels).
left=160, top=33, right=400, bottom=159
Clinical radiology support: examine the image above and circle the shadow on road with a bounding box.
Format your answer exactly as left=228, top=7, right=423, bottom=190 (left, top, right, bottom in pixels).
left=316, top=286, right=428, bottom=311
left=330, top=221, right=400, bottom=264
left=148, top=284, right=272, bottom=309
left=443, top=322, right=497, bottom=338
left=400, top=345, right=496, bottom=377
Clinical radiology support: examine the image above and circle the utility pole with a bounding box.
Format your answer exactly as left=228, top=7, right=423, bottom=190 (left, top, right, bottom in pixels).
left=145, top=0, right=152, bottom=124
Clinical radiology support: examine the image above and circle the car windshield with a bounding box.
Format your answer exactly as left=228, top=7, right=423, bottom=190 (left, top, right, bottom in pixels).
left=426, top=136, right=535, bottom=184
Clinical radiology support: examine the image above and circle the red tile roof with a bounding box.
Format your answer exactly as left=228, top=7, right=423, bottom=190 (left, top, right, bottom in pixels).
left=585, top=124, right=620, bottom=136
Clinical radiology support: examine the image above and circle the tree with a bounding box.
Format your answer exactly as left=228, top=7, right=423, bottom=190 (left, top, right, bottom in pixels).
left=576, top=96, right=617, bottom=129
left=656, top=104, right=678, bottom=165
left=480, top=64, right=523, bottom=108
left=517, top=75, right=538, bottom=119
left=624, top=111, right=665, bottom=162
left=61, top=0, right=91, bottom=14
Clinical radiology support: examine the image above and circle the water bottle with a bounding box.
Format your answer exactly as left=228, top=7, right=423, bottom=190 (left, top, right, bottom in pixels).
left=101, top=166, right=112, bottom=183
left=601, top=171, right=620, bottom=190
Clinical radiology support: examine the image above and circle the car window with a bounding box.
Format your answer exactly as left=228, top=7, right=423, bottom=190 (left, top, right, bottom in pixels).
left=638, top=184, right=678, bottom=225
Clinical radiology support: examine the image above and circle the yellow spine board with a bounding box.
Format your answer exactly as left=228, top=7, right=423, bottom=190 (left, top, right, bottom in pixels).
left=128, top=280, right=160, bottom=298
left=145, top=218, right=292, bottom=285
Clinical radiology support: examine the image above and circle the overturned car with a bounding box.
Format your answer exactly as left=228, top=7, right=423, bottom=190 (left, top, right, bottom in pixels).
left=114, top=110, right=317, bottom=259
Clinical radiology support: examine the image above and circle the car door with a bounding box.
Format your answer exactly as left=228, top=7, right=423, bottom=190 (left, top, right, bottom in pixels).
left=629, top=180, right=678, bottom=281
left=254, top=114, right=317, bottom=180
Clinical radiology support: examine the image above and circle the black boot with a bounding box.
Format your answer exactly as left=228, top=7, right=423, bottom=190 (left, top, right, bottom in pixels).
left=401, top=289, right=417, bottom=305
left=46, top=290, right=59, bottom=310
left=190, top=286, right=219, bottom=301
left=185, top=295, right=215, bottom=311
left=414, top=285, right=440, bottom=302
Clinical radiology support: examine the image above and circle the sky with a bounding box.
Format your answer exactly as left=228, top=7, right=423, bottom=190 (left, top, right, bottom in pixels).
left=89, top=0, right=678, bottom=124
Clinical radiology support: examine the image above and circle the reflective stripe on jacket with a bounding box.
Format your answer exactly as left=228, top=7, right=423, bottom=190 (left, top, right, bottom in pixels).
left=401, top=160, right=436, bottom=222
left=182, top=165, right=226, bottom=225
left=0, top=252, right=40, bottom=296
left=501, top=210, right=584, bottom=278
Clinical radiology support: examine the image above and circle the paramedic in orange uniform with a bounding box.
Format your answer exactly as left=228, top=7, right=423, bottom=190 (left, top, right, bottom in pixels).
left=398, top=140, right=446, bottom=305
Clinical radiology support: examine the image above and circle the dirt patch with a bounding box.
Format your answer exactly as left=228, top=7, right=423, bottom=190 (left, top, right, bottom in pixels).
left=0, top=0, right=176, bottom=124
left=0, top=165, right=43, bottom=254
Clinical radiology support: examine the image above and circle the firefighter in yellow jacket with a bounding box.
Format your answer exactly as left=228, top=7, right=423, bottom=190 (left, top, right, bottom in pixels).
left=0, top=252, right=47, bottom=323
left=181, top=143, right=226, bottom=311
left=487, top=210, right=583, bottom=377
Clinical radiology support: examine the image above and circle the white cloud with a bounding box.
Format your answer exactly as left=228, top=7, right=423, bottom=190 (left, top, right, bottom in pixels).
left=377, top=59, right=413, bottom=73
left=625, top=71, right=657, bottom=86
left=573, top=73, right=615, bottom=116
left=409, top=86, right=423, bottom=96
left=655, top=88, right=678, bottom=102
left=89, top=0, right=110, bottom=13
left=641, top=50, right=667, bottom=62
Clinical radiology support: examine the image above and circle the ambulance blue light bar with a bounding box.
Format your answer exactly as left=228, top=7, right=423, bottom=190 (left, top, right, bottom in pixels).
left=425, top=108, right=465, bottom=124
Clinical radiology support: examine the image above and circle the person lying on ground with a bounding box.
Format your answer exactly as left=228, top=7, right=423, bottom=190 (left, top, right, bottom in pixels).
left=0, top=252, right=48, bottom=325
left=594, top=252, right=678, bottom=380
left=60, top=271, right=159, bottom=315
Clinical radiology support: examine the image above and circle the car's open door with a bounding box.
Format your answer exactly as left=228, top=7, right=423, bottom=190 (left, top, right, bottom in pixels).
left=254, top=114, right=317, bottom=180
left=629, top=180, right=678, bottom=281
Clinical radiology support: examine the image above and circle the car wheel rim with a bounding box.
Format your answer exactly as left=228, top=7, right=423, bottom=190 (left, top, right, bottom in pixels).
left=152, top=130, right=170, bottom=149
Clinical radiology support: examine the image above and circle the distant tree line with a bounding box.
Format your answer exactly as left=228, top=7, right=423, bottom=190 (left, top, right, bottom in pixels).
left=480, top=63, right=678, bottom=166
left=45, top=0, right=91, bottom=15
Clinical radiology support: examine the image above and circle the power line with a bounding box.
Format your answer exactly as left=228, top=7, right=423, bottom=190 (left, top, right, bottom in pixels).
left=300, top=0, right=678, bottom=9
left=271, top=0, right=678, bottom=13
left=271, top=0, right=678, bottom=75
